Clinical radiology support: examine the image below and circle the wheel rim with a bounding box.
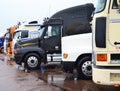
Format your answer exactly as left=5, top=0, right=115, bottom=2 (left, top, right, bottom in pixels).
left=82, top=61, right=92, bottom=77
left=27, top=56, right=38, bottom=68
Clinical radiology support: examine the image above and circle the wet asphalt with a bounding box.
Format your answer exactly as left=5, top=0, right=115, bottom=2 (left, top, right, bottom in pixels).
left=0, top=54, right=120, bottom=91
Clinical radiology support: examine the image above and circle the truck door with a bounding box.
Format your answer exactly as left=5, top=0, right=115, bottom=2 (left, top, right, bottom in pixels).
left=108, top=0, right=120, bottom=51
left=41, top=25, right=61, bottom=53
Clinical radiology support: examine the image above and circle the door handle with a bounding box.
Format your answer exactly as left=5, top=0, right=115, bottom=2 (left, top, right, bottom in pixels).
left=55, top=46, right=59, bottom=50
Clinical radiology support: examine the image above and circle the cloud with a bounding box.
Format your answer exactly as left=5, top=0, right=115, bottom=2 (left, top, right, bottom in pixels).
left=0, top=0, right=95, bottom=35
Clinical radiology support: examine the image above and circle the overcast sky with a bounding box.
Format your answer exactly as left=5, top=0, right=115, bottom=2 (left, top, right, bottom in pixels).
left=0, top=0, right=96, bottom=36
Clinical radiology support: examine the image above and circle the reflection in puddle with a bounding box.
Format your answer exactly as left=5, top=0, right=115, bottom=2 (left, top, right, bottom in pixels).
left=47, top=74, right=65, bottom=84
left=30, top=69, right=120, bottom=91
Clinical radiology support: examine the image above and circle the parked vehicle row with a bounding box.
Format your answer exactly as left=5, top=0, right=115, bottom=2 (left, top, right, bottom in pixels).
left=13, top=3, right=94, bottom=80
left=0, top=37, right=4, bottom=53
left=4, top=21, right=41, bottom=60
left=4, top=25, right=18, bottom=60
left=2, top=0, right=120, bottom=87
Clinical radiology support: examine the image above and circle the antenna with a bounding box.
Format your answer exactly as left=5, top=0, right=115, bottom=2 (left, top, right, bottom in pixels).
left=49, top=4, right=51, bottom=17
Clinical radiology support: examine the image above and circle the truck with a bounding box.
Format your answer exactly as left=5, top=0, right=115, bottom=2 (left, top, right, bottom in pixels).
left=12, top=22, right=41, bottom=58
left=0, top=37, right=4, bottom=53
left=61, top=4, right=94, bottom=79
left=92, top=0, right=120, bottom=86
left=13, top=3, right=95, bottom=80
left=13, top=21, right=41, bottom=43
left=12, top=29, right=40, bottom=57
left=4, top=25, right=18, bottom=59
left=14, top=18, right=62, bottom=69
left=4, top=21, right=40, bottom=61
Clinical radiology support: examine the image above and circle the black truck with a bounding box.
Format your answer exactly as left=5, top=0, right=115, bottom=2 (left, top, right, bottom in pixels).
left=14, top=18, right=62, bottom=69
left=14, top=3, right=94, bottom=79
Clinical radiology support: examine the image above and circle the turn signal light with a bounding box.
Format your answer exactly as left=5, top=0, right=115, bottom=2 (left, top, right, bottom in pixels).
left=97, top=54, right=107, bottom=61
left=114, top=83, right=120, bottom=87
left=63, top=53, right=68, bottom=59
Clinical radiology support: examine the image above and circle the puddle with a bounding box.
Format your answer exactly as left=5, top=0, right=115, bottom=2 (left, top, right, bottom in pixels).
left=30, top=68, right=120, bottom=91
left=1, top=54, right=120, bottom=91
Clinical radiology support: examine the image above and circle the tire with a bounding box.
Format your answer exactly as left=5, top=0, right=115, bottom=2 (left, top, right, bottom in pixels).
left=24, top=53, right=41, bottom=70
left=77, top=56, right=92, bottom=80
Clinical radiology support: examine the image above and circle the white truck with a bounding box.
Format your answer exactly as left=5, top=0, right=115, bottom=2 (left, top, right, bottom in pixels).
left=61, top=3, right=94, bottom=79
left=12, top=21, right=41, bottom=58
left=92, top=0, right=120, bottom=86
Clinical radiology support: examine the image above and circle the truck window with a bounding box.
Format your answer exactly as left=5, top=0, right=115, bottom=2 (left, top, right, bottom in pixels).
left=95, top=0, right=106, bottom=13
left=39, top=27, right=45, bottom=38
left=4, top=33, right=10, bottom=42
left=29, top=32, right=39, bottom=38
left=45, top=25, right=60, bottom=37
left=51, top=26, right=60, bottom=36
left=14, top=31, right=20, bottom=39
left=112, top=0, right=118, bottom=9
left=21, top=30, right=28, bottom=38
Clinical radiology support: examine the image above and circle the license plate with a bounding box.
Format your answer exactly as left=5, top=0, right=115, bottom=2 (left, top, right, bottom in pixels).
left=110, top=73, right=120, bottom=81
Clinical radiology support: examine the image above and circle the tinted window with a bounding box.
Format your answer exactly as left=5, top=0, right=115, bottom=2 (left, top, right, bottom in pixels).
left=95, top=0, right=106, bottom=13
left=21, top=31, right=28, bottom=38
left=45, top=25, right=61, bottom=37
left=14, top=31, right=20, bottom=39
left=112, top=0, right=118, bottom=9
left=51, top=26, right=60, bottom=36
left=29, top=32, right=39, bottom=38
left=4, top=33, right=10, bottom=42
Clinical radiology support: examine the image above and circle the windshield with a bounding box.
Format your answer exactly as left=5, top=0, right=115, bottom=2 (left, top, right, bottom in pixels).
left=38, top=25, right=61, bottom=38
left=13, top=31, right=20, bottom=40
left=95, top=0, right=106, bottom=13
left=38, top=26, right=45, bottom=38
left=4, top=33, right=10, bottom=41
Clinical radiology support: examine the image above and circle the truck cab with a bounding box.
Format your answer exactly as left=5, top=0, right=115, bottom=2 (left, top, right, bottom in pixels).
left=14, top=19, right=62, bottom=69
left=13, top=29, right=40, bottom=57
left=12, top=22, right=41, bottom=58
left=92, top=0, right=120, bottom=86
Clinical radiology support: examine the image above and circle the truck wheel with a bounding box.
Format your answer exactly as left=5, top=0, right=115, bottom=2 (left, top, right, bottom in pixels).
left=24, top=53, right=41, bottom=70
left=77, top=56, right=92, bottom=80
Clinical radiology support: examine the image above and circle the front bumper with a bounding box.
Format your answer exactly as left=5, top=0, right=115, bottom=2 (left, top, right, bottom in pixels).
left=92, top=65, right=120, bottom=86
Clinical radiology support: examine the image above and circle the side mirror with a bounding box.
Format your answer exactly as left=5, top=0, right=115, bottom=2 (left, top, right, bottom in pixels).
left=16, top=36, right=21, bottom=42
left=17, top=36, right=21, bottom=39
